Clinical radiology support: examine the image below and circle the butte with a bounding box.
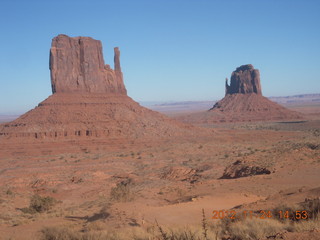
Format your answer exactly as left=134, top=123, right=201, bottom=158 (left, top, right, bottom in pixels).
left=0, top=34, right=199, bottom=144
left=177, top=64, right=303, bottom=124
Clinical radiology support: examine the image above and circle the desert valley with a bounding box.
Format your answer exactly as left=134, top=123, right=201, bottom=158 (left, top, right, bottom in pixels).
left=0, top=35, right=319, bottom=240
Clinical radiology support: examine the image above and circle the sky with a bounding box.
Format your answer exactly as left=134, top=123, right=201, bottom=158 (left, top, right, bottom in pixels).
left=0, top=0, right=319, bottom=114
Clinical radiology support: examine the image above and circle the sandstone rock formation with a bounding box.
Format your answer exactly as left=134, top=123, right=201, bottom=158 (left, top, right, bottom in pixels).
left=161, top=166, right=200, bottom=183
left=220, top=160, right=271, bottom=179
left=176, top=64, right=303, bottom=123
left=50, top=34, right=126, bottom=94
left=225, top=64, right=262, bottom=95
left=0, top=35, right=200, bottom=140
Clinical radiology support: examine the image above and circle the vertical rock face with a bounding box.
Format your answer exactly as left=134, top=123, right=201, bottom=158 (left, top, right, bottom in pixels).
left=50, top=34, right=127, bottom=94
left=225, top=64, right=262, bottom=96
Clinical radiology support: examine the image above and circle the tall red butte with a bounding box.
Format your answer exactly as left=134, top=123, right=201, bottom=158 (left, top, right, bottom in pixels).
left=177, top=64, right=303, bottom=123
left=0, top=35, right=194, bottom=140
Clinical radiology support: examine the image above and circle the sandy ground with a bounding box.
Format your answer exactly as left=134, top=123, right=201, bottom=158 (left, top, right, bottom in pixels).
left=0, top=103, right=319, bottom=239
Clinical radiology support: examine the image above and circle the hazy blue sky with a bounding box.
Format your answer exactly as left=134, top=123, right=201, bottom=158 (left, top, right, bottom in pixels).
left=0, top=0, right=319, bottom=114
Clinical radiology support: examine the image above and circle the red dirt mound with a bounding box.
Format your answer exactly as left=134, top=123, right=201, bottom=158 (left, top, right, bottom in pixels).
left=0, top=93, right=196, bottom=140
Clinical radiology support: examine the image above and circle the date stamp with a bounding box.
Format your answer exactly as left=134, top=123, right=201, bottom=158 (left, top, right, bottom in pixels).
left=212, top=210, right=309, bottom=220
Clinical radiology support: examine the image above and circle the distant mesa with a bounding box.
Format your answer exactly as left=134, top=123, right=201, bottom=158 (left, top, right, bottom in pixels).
left=177, top=64, right=303, bottom=123
left=0, top=34, right=197, bottom=140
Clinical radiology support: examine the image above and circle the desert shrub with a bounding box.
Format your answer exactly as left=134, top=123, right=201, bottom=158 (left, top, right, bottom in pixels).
left=110, top=180, right=134, bottom=202
left=292, top=219, right=320, bottom=232
left=155, top=223, right=218, bottom=240
left=272, top=199, right=320, bottom=222
left=162, top=227, right=218, bottom=240
left=271, top=203, right=301, bottom=222
left=301, top=198, right=320, bottom=220
left=85, top=221, right=106, bottom=232
left=154, top=210, right=219, bottom=240
left=22, top=194, right=58, bottom=214
left=41, top=227, right=81, bottom=240
left=41, top=226, right=150, bottom=240
left=305, top=143, right=319, bottom=150
left=6, top=188, right=13, bottom=195
left=228, top=218, right=286, bottom=240
left=41, top=226, right=107, bottom=240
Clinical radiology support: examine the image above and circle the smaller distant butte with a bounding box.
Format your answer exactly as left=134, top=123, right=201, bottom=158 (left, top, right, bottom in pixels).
left=225, top=64, right=261, bottom=95
left=176, top=64, right=303, bottom=124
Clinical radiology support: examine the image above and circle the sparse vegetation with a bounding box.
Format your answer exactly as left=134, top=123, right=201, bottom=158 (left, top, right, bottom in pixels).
left=1, top=110, right=319, bottom=240
left=21, top=194, right=58, bottom=214
left=228, top=218, right=287, bottom=240
left=302, top=197, right=320, bottom=220
left=41, top=227, right=80, bottom=240
left=201, top=209, right=209, bottom=240
left=110, top=180, right=134, bottom=202
left=38, top=204, right=320, bottom=240
left=6, top=188, right=13, bottom=196
left=155, top=219, right=219, bottom=240
left=272, top=203, right=301, bottom=222
left=293, top=219, right=320, bottom=232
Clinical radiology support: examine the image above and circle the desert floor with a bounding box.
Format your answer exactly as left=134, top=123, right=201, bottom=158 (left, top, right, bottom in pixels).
left=0, top=103, right=319, bottom=240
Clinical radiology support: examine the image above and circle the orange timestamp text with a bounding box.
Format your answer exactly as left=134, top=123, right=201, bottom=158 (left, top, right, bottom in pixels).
left=212, top=210, right=309, bottom=220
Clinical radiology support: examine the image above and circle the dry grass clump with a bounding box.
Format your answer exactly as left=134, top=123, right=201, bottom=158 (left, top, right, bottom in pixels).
left=41, top=226, right=121, bottom=240
left=301, top=197, right=320, bottom=220
left=40, top=211, right=219, bottom=240
left=292, top=219, right=320, bottom=232
left=41, top=227, right=81, bottom=240
left=110, top=180, right=135, bottom=202
left=40, top=226, right=153, bottom=240
left=227, top=218, right=288, bottom=240
left=21, top=194, right=59, bottom=214
left=154, top=209, right=220, bottom=240
left=39, top=219, right=320, bottom=240
left=271, top=203, right=301, bottom=221
left=39, top=203, right=320, bottom=240
left=272, top=198, right=320, bottom=222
